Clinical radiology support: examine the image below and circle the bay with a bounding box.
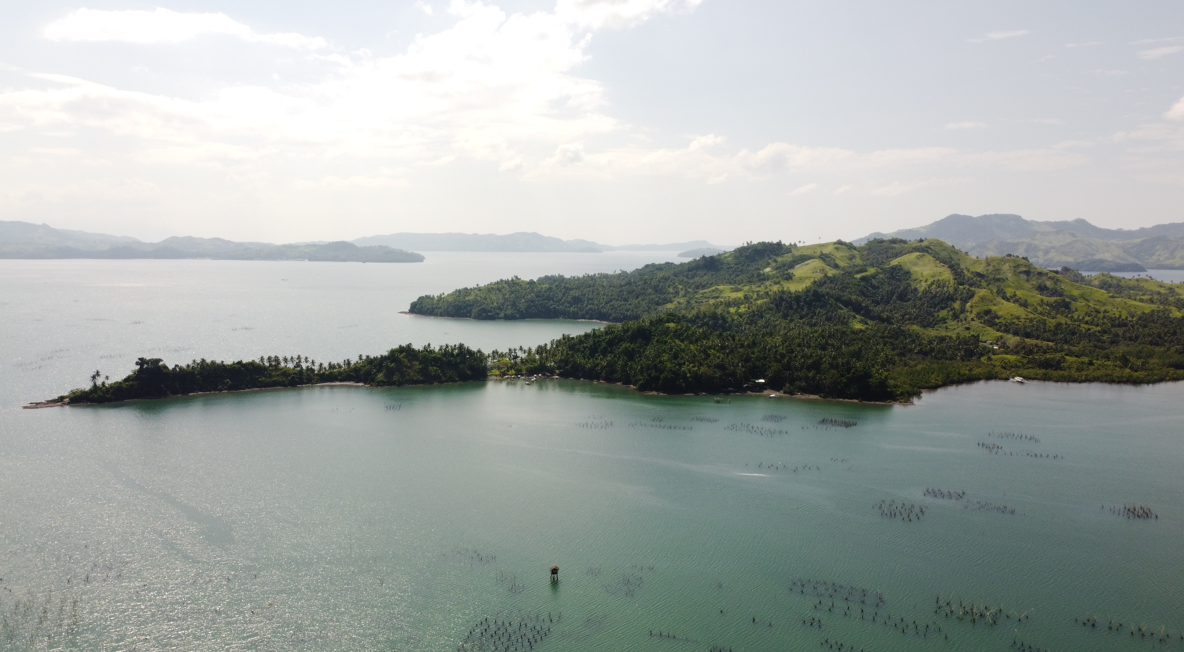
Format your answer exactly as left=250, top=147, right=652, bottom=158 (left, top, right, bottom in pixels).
left=1, top=255, right=1182, bottom=652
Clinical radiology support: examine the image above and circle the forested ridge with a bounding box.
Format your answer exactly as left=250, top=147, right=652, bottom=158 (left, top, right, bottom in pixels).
left=417, top=239, right=1184, bottom=401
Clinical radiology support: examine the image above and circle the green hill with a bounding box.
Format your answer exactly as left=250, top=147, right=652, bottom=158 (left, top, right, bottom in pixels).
left=410, top=239, right=1184, bottom=401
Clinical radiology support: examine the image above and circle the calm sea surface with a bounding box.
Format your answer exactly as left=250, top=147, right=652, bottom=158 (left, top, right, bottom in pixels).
left=1, top=255, right=1182, bottom=651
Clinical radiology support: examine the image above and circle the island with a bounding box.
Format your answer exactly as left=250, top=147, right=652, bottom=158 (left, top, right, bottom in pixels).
left=38, top=344, right=486, bottom=406
left=32, top=238, right=1184, bottom=406
left=410, top=239, right=1184, bottom=401
left=0, top=221, right=424, bottom=263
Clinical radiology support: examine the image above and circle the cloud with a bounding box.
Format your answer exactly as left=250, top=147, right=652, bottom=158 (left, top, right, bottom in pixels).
left=1138, top=45, right=1184, bottom=60
left=4, top=1, right=1093, bottom=198
left=529, top=134, right=1085, bottom=183
left=43, top=8, right=327, bottom=49
left=1130, top=36, right=1182, bottom=45
left=555, top=0, right=703, bottom=29
left=1064, top=41, right=1102, bottom=48
left=968, top=30, right=1029, bottom=44
left=416, top=2, right=435, bottom=16
left=944, top=121, right=985, bottom=130
left=12, top=2, right=624, bottom=167
left=1093, top=69, right=1128, bottom=77
left=1167, top=97, right=1184, bottom=121
left=546, top=143, right=586, bottom=166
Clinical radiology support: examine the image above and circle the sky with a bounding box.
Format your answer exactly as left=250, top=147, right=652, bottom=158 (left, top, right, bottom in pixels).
left=0, top=0, right=1182, bottom=245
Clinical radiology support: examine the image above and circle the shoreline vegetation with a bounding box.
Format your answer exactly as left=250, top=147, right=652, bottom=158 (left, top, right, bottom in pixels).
left=32, top=238, right=1184, bottom=406
left=35, top=345, right=487, bottom=407
left=409, top=239, right=1184, bottom=401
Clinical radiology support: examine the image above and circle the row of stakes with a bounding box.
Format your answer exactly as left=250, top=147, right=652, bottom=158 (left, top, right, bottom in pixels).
left=790, top=579, right=886, bottom=607
left=989, top=431, right=1041, bottom=443
left=1076, top=614, right=1184, bottom=643
left=813, top=599, right=946, bottom=640
left=926, top=487, right=1017, bottom=515
left=1105, top=503, right=1158, bottom=520
left=935, top=596, right=1031, bottom=626
left=745, top=462, right=820, bottom=472
left=457, top=614, right=557, bottom=652
left=979, top=441, right=1064, bottom=459
left=456, top=572, right=1184, bottom=650
left=875, top=500, right=925, bottom=521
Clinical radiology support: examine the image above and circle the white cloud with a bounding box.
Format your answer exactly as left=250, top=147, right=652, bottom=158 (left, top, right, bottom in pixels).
left=546, top=143, right=587, bottom=165
left=2, top=1, right=1095, bottom=204
left=944, top=121, right=985, bottom=130
left=1167, top=97, right=1184, bottom=121
left=11, top=3, right=622, bottom=168
left=555, top=0, right=703, bottom=29
left=968, top=30, right=1029, bottom=44
left=43, top=8, right=327, bottom=49
left=1093, top=69, right=1128, bottom=77
left=1138, top=45, right=1184, bottom=60
left=416, top=2, right=435, bottom=16
left=1130, top=36, right=1182, bottom=45
left=528, top=134, right=1084, bottom=183
left=1064, top=41, right=1102, bottom=48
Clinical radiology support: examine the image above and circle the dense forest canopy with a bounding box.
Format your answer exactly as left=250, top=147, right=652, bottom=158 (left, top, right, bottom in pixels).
left=64, top=344, right=487, bottom=404
left=415, top=239, right=1184, bottom=400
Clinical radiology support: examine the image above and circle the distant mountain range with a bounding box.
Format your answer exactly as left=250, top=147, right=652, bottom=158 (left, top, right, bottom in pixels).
left=0, top=221, right=423, bottom=263
left=353, top=231, right=724, bottom=253
left=0, top=221, right=728, bottom=260
left=857, top=213, right=1184, bottom=271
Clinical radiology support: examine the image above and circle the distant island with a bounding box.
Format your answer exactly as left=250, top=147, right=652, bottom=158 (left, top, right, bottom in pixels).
left=352, top=231, right=727, bottom=253
left=42, top=237, right=1184, bottom=407
left=0, top=220, right=730, bottom=260
left=858, top=213, right=1184, bottom=272
left=0, top=221, right=423, bottom=263
left=409, top=239, right=1184, bottom=401
left=678, top=247, right=728, bottom=258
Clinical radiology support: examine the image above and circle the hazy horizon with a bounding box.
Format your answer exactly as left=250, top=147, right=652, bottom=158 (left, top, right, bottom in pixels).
left=2, top=1, right=1182, bottom=245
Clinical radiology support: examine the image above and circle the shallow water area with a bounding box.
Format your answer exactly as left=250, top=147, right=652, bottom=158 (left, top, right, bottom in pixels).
left=2, top=256, right=1183, bottom=651
left=2, top=379, right=1183, bottom=651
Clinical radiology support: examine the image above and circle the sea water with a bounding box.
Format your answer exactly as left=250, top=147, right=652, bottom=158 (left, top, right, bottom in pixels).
left=1, top=256, right=1182, bottom=651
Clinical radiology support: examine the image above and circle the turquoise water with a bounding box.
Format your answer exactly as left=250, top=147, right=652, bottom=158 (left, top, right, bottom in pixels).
left=1, top=257, right=1182, bottom=651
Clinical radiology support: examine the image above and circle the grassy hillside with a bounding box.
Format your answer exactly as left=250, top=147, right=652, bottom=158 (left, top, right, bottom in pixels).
left=412, top=239, right=1184, bottom=401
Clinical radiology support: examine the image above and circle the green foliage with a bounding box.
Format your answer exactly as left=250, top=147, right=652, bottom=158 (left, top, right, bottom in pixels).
left=408, top=242, right=797, bottom=321
left=65, top=239, right=1184, bottom=405
left=413, top=240, right=1184, bottom=401
left=67, top=344, right=487, bottom=404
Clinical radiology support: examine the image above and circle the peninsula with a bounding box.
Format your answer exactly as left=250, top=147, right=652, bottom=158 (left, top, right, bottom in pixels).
left=410, top=239, right=1184, bottom=401
left=45, top=344, right=486, bottom=406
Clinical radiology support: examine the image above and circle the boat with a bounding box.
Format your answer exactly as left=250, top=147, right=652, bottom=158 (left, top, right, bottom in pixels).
left=1010, top=376, right=1026, bottom=384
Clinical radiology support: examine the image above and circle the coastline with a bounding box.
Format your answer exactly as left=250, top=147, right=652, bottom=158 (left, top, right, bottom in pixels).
left=23, top=381, right=369, bottom=409
left=31, top=373, right=1184, bottom=410
left=398, top=311, right=615, bottom=324
left=27, top=376, right=911, bottom=408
